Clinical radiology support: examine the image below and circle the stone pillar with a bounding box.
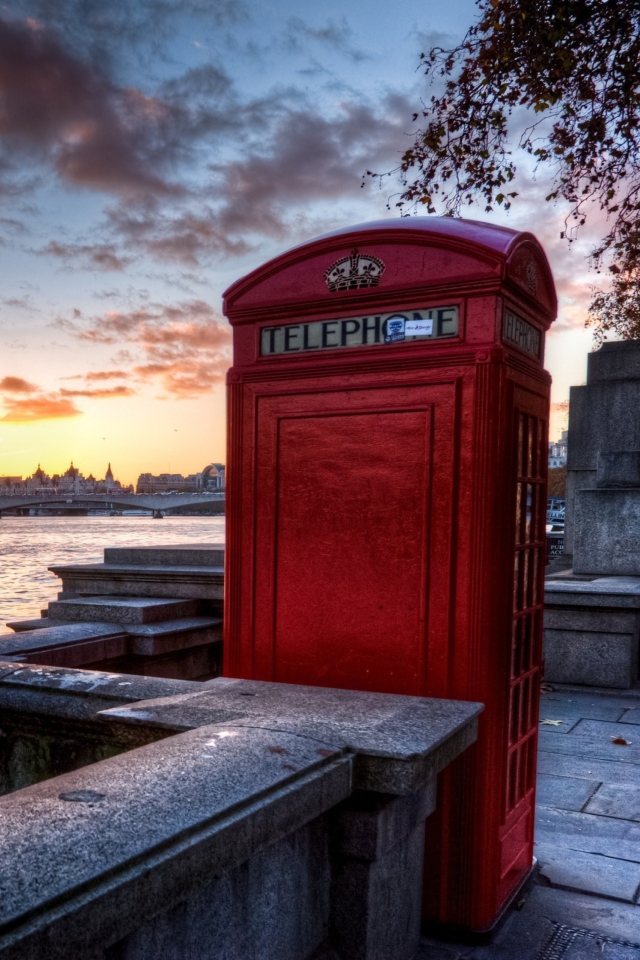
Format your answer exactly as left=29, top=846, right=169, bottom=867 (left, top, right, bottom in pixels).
left=545, top=340, right=640, bottom=687
left=329, top=786, right=435, bottom=960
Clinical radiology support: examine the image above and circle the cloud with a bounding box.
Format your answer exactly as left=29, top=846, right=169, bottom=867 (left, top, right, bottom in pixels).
left=41, top=240, right=133, bottom=271
left=211, top=95, right=413, bottom=239
left=0, top=371, right=136, bottom=421
left=99, top=92, right=412, bottom=264
left=60, top=299, right=232, bottom=396
left=106, top=206, right=250, bottom=265
left=59, top=385, right=135, bottom=398
left=284, top=17, right=370, bottom=63
left=0, top=17, right=186, bottom=197
left=84, top=369, right=130, bottom=381
left=1, top=296, right=35, bottom=310
left=0, top=376, right=38, bottom=392
left=0, top=395, right=82, bottom=422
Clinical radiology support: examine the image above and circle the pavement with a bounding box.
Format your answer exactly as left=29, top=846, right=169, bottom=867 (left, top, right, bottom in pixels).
left=419, top=686, right=640, bottom=959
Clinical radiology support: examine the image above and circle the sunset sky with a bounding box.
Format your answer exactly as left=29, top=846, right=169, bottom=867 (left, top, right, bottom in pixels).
left=0, top=0, right=603, bottom=485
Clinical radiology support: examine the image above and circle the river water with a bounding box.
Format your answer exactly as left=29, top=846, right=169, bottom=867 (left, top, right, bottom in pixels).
left=0, top=515, right=225, bottom=630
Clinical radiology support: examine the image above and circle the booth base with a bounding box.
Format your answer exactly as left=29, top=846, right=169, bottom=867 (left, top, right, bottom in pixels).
left=421, top=861, right=539, bottom=945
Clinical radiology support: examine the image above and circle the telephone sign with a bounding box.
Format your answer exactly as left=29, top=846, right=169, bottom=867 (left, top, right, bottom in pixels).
left=260, top=305, right=458, bottom=356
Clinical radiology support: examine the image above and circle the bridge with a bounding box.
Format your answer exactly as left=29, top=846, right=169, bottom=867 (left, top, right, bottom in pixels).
left=0, top=493, right=225, bottom=515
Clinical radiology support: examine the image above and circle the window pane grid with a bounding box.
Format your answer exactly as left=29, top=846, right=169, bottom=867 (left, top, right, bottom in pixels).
left=506, top=412, right=546, bottom=817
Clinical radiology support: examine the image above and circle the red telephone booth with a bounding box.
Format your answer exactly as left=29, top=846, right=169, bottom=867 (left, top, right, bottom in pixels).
left=223, top=218, right=557, bottom=934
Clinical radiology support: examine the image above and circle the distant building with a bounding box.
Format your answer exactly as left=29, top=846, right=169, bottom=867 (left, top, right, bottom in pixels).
left=198, top=463, right=225, bottom=491
left=548, top=430, right=568, bottom=469
left=0, top=463, right=132, bottom=495
left=136, top=463, right=225, bottom=494
left=136, top=473, right=199, bottom=494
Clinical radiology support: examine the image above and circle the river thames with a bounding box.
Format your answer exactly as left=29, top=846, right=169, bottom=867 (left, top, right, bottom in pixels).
left=0, top=515, right=225, bottom=630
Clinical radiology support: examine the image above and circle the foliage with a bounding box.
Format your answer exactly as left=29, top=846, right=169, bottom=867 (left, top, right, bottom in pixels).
left=547, top=465, right=566, bottom=498
left=379, top=0, right=640, bottom=341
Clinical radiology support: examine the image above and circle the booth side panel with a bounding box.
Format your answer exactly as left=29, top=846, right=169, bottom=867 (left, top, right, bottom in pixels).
left=498, top=381, right=548, bottom=904
left=422, top=357, right=543, bottom=931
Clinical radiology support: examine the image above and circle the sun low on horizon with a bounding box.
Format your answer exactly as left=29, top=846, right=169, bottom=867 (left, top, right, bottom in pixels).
left=0, top=0, right=603, bottom=483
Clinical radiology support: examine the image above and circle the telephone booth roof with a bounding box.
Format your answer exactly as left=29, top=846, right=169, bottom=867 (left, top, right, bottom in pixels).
left=223, top=216, right=557, bottom=323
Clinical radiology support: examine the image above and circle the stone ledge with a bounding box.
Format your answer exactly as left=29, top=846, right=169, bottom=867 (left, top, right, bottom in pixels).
left=104, top=544, right=224, bottom=567
left=0, top=724, right=352, bottom=960
left=0, top=661, right=203, bottom=723
left=48, top=563, right=224, bottom=601
left=0, top=672, right=480, bottom=960
left=99, top=677, right=483, bottom=796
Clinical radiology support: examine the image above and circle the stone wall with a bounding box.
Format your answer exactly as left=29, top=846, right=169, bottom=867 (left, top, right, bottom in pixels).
left=0, top=663, right=481, bottom=960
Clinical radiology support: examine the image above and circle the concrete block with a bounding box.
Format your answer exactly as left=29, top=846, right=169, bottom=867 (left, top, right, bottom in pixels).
left=543, top=628, right=636, bottom=689
left=112, top=818, right=330, bottom=960
left=574, top=489, right=640, bottom=576
left=597, top=451, right=640, bottom=488
left=544, top=608, right=637, bottom=634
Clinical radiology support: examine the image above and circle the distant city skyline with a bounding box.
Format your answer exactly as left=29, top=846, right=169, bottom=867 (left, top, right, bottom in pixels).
left=0, top=459, right=225, bottom=491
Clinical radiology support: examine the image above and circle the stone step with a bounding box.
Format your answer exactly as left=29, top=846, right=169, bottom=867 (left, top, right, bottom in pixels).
left=103, top=544, right=224, bottom=567
left=0, top=622, right=128, bottom=668
left=48, top=563, right=224, bottom=602
left=0, top=615, right=222, bottom=669
left=124, top=616, right=223, bottom=656
left=47, top=597, right=199, bottom=625
left=6, top=617, right=55, bottom=633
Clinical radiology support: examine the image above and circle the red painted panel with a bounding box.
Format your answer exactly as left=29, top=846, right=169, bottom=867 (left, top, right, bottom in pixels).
left=273, top=409, right=431, bottom=693
left=249, top=380, right=456, bottom=695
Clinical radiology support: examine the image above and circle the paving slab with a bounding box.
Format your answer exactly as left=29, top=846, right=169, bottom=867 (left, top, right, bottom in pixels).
left=536, top=774, right=601, bottom=811
left=540, top=696, right=627, bottom=722
left=537, top=847, right=640, bottom=903
left=536, top=805, right=640, bottom=844
left=586, top=783, right=640, bottom=823
left=524, top=886, right=640, bottom=946
left=570, top=719, right=639, bottom=742
left=538, top=751, right=640, bottom=785
left=535, top=731, right=640, bottom=764
left=622, top=710, right=640, bottom=726
left=550, top=928, right=640, bottom=959
left=539, top=718, right=582, bottom=734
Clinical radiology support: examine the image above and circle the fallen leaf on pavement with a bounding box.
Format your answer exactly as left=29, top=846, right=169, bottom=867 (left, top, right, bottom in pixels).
left=611, top=736, right=632, bottom=745
left=540, top=719, right=564, bottom=726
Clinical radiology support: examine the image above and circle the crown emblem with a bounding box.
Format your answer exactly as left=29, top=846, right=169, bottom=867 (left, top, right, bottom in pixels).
left=324, top=248, right=385, bottom=292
